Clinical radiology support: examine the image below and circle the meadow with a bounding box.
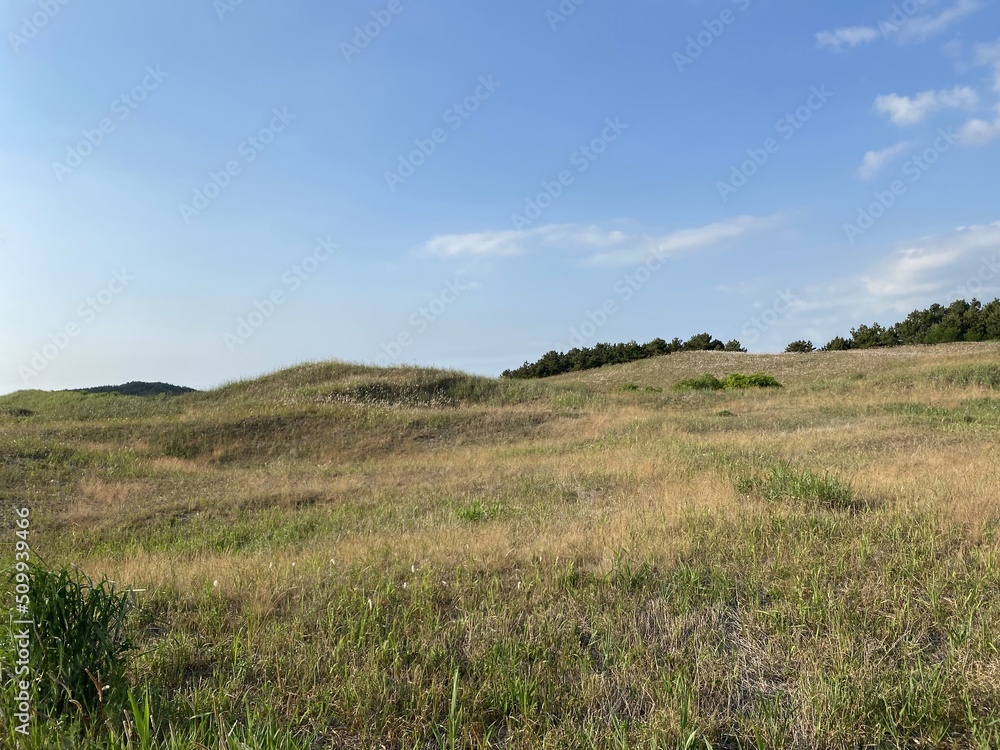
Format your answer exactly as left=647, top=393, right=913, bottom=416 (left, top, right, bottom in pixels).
left=2, top=342, right=1000, bottom=748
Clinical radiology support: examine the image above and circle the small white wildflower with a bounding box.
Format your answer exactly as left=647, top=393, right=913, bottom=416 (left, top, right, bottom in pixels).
left=212, top=580, right=218, bottom=588
left=402, top=581, right=408, bottom=589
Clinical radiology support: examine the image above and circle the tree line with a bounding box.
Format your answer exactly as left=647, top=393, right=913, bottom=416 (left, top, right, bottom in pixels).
left=504, top=298, right=1000, bottom=379
left=785, top=298, right=1000, bottom=352
left=502, top=333, right=745, bottom=379
left=69, top=382, right=196, bottom=397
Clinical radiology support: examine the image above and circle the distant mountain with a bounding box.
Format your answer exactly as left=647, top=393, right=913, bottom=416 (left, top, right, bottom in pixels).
left=69, top=381, right=197, bottom=397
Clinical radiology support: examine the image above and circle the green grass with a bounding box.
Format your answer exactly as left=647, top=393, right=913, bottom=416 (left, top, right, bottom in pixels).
left=4, top=348, right=1000, bottom=747
left=1, top=561, right=135, bottom=734
left=931, top=364, right=1000, bottom=389
left=42, top=512, right=1000, bottom=748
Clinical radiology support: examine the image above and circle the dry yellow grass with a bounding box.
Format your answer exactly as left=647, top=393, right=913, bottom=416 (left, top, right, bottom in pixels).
left=3, top=345, right=1000, bottom=747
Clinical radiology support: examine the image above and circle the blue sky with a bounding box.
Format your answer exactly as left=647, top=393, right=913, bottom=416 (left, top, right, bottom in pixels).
left=3, top=0, right=1000, bottom=393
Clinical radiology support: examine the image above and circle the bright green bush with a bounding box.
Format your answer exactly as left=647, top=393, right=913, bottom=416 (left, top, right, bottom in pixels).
left=673, top=374, right=724, bottom=391
left=721, top=373, right=782, bottom=390
left=675, top=373, right=782, bottom=391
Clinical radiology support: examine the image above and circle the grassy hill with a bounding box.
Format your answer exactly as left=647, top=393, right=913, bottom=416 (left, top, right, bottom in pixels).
left=2, top=344, right=1000, bottom=748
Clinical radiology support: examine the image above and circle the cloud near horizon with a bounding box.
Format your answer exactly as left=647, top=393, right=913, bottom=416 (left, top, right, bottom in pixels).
left=781, top=222, right=1000, bottom=347
left=860, top=221, right=1000, bottom=299
left=419, top=216, right=779, bottom=266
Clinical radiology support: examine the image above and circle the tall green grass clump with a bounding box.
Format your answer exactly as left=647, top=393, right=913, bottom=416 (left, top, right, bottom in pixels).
left=2, top=561, right=136, bottom=730
left=730, top=459, right=864, bottom=511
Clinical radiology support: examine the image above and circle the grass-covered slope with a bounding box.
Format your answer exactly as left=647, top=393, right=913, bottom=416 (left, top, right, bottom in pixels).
left=2, top=345, right=1000, bottom=748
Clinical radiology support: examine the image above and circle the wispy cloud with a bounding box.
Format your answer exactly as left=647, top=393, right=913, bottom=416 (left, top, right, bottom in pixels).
left=584, top=215, right=778, bottom=266
left=419, top=216, right=778, bottom=266
left=861, top=221, right=1000, bottom=297
left=761, top=221, right=1000, bottom=348
left=857, top=141, right=913, bottom=180
left=816, top=0, right=982, bottom=52
left=421, top=229, right=528, bottom=258
left=875, top=86, right=978, bottom=125
left=815, top=26, right=878, bottom=52
left=895, top=0, right=982, bottom=43
left=974, top=38, right=1000, bottom=92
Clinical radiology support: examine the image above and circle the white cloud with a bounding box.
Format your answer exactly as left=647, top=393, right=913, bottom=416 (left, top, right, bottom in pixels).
left=421, top=229, right=529, bottom=258
left=857, top=141, right=913, bottom=180
left=958, top=105, right=1000, bottom=145
left=817, top=1, right=982, bottom=53
left=584, top=215, right=778, bottom=266
left=860, top=222, right=1000, bottom=297
left=815, top=26, right=879, bottom=51
left=874, top=86, right=978, bottom=125
left=894, top=0, right=982, bottom=44
left=419, top=216, right=778, bottom=265
left=770, top=222, right=1000, bottom=351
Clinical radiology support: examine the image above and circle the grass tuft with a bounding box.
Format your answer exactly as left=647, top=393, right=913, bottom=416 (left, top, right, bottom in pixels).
left=731, top=459, right=867, bottom=512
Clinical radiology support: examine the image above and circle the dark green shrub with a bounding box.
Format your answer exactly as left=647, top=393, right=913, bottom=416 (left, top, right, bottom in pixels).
left=822, top=336, right=853, bottom=351
left=675, top=373, right=782, bottom=391
left=617, top=383, right=640, bottom=392
left=785, top=340, right=815, bottom=353
left=721, top=373, right=783, bottom=390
